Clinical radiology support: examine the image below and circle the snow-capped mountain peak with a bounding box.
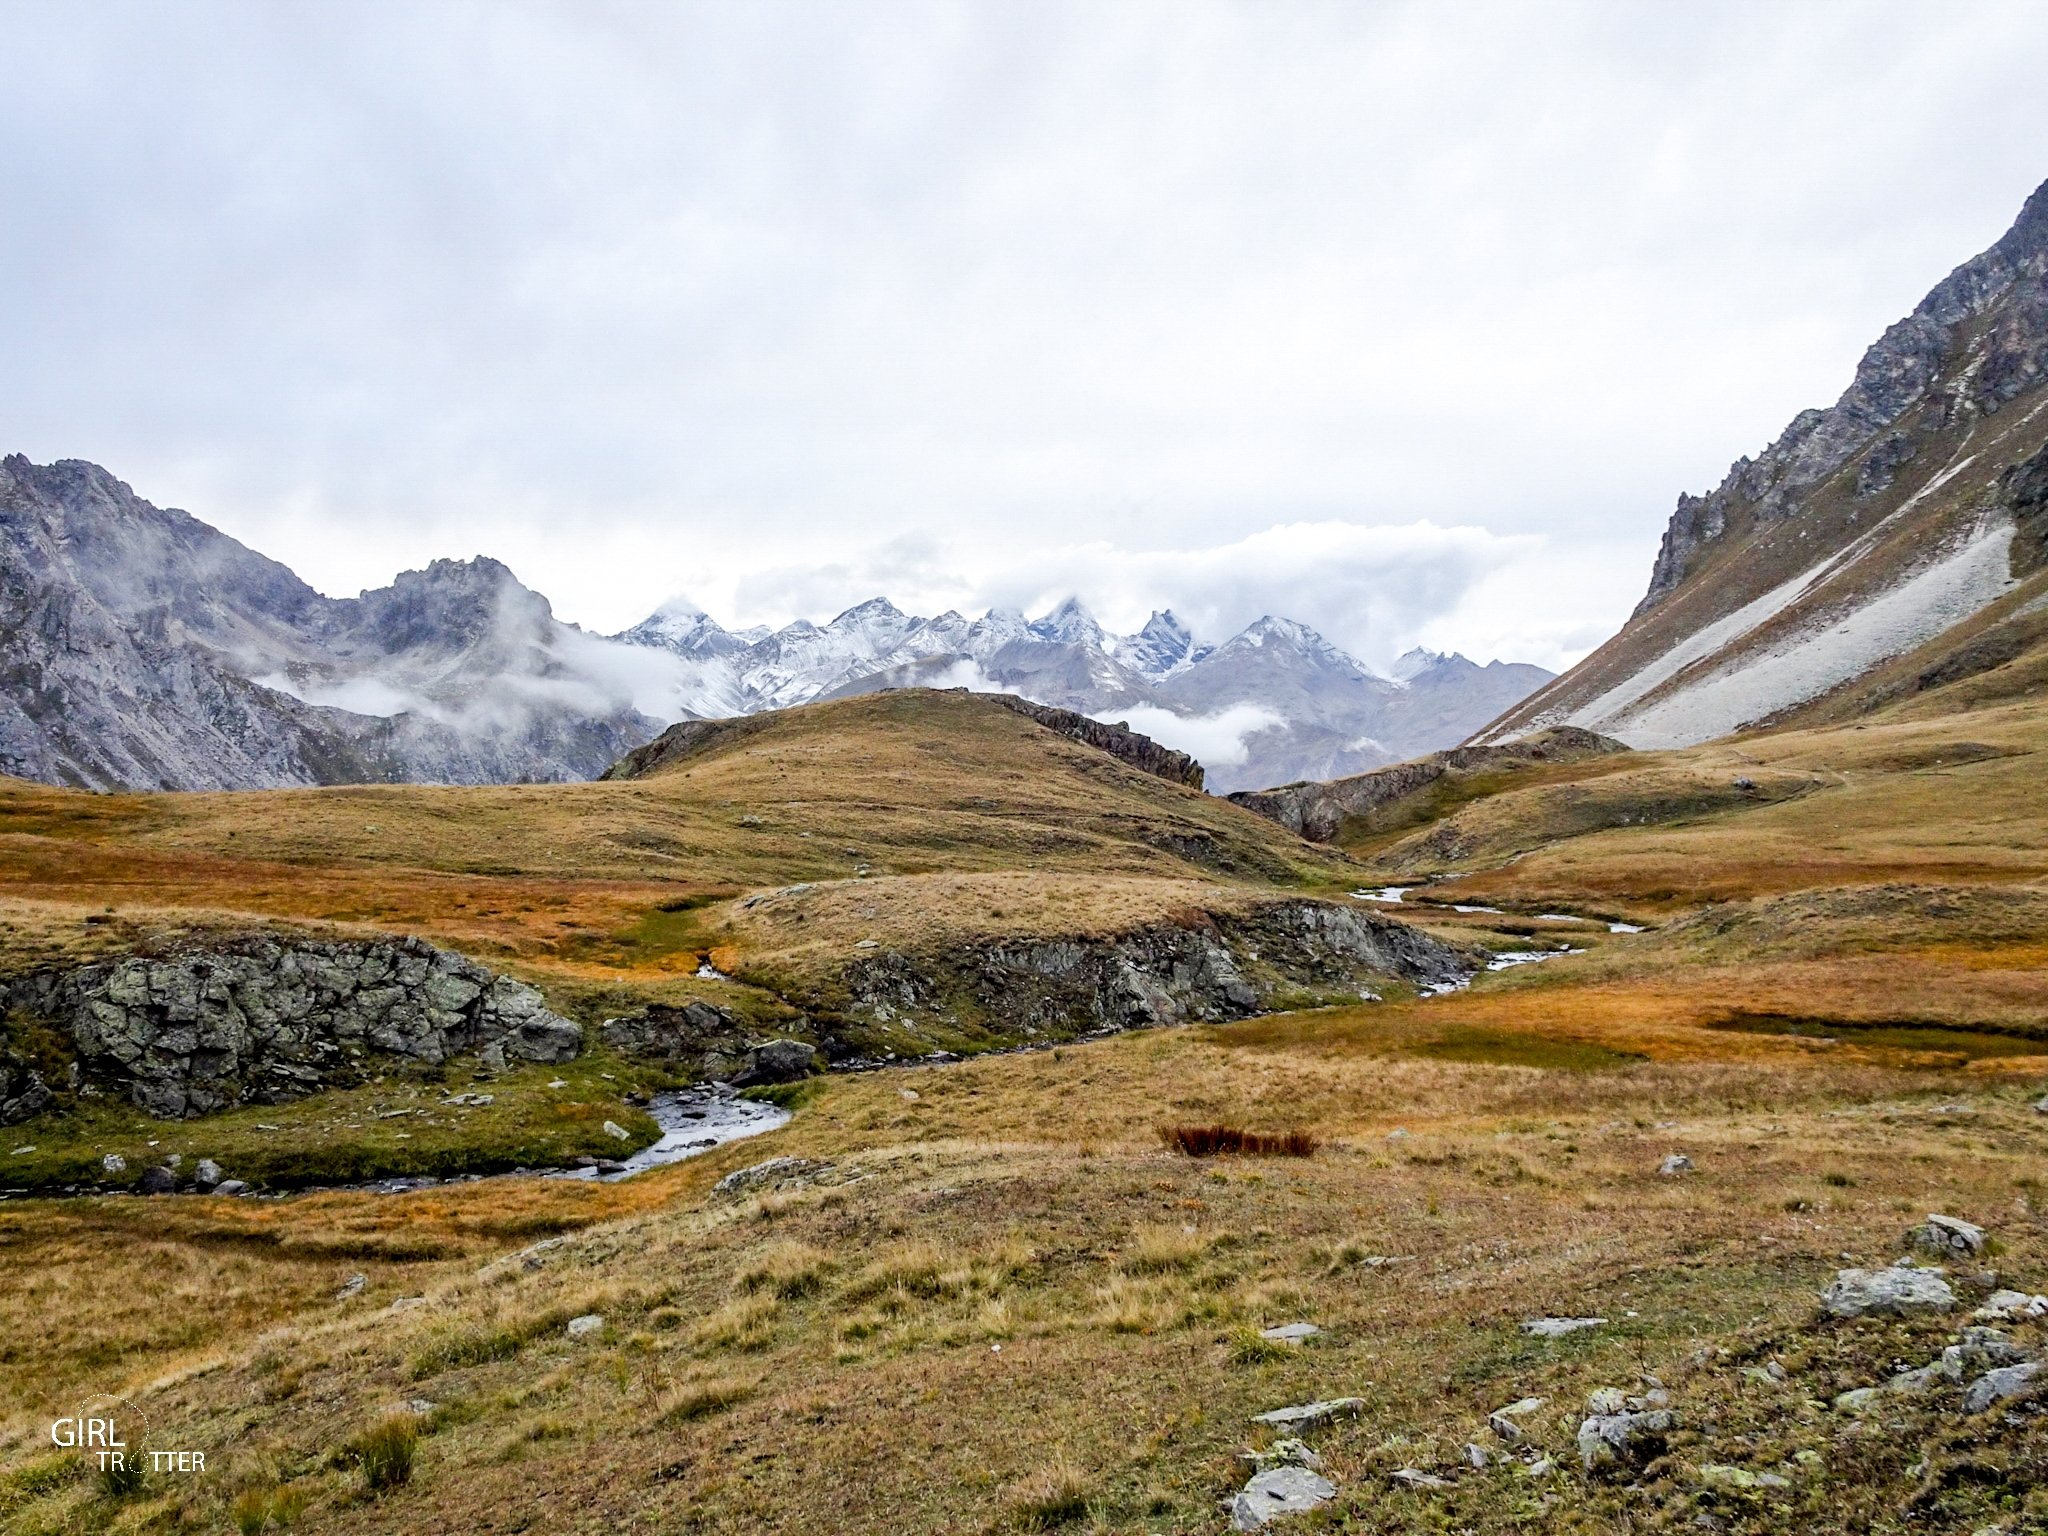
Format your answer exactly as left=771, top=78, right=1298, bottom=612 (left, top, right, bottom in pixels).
left=1027, top=596, right=1108, bottom=649
left=1389, top=646, right=1450, bottom=682
left=1113, top=609, right=1206, bottom=678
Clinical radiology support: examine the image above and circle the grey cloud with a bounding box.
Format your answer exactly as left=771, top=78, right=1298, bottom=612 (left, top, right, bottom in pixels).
left=4, top=0, right=2047, bottom=668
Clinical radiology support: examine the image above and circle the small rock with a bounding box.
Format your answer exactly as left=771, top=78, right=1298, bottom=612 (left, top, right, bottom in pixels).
left=1251, top=1398, right=1365, bottom=1431
left=137, top=1165, right=176, bottom=1195
left=713, top=1156, right=836, bottom=1199
left=1908, top=1214, right=1986, bottom=1260
left=899, top=1089, right=919, bottom=1102
left=1974, top=1289, right=2048, bottom=1321
left=407, top=1399, right=437, bottom=1416
left=1488, top=1396, right=1544, bottom=1441
left=1260, top=1323, right=1322, bottom=1344
left=1820, top=1266, right=1956, bottom=1319
left=1463, top=1443, right=1489, bottom=1469
left=10, top=1146, right=34, bottom=1156
left=1578, top=1409, right=1675, bottom=1473
left=1385, top=1128, right=1410, bottom=1141
left=1585, top=1387, right=1629, bottom=1415
left=2033, top=1095, right=2048, bottom=1114
left=388, top=1297, right=427, bottom=1312
left=1390, top=1467, right=1450, bottom=1489
left=1699, top=1465, right=1764, bottom=1491
left=566, top=1314, right=604, bottom=1339
left=1230, top=1466, right=1337, bottom=1529
left=1522, top=1316, right=1606, bottom=1338
left=192, top=1158, right=223, bottom=1188
left=336, top=1273, right=368, bottom=1301
left=214, top=1179, right=250, bottom=1195
left=602, top=1120, right=630, bottom=1142
left=1524, top=1457, right=1555, bottom=1477
left=1658, top=1154, right=1694, bottom=1177
left=101, top=1153, right=126, bottom=1175
left=1832, top=1388, right=1880, bottom=1413
left=1964, top=1361, right=2042, bottom=1413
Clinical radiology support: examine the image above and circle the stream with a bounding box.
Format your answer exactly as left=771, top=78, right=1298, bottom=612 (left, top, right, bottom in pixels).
left=349, top=1084, right=790, bottom=1196
left=1350, top=884, right=1642, bottom=996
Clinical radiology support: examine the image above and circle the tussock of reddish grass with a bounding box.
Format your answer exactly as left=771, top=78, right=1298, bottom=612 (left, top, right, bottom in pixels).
left=1157, top=1123, right=1317, bottom=1158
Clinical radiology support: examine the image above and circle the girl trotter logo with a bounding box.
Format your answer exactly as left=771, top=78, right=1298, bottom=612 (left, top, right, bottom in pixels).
left=49, top=1394, right=206, bottom=1477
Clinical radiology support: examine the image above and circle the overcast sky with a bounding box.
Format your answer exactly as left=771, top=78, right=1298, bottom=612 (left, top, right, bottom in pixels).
left=4, top=1, right=2046, bottom=670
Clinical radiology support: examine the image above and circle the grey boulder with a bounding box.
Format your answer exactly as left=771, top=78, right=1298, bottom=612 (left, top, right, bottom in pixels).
left=1820, top=1266, right=1956, bottom=1319
left=1230, top=1466, right=1337, bottom=1529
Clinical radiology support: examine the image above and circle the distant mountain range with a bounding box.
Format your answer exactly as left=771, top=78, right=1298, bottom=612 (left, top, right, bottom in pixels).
left=0, top=453, right=1550, bottom=794
left=616, top=593, right=1551, bottom=792
left=1482, top=173, right=2048, bottom=748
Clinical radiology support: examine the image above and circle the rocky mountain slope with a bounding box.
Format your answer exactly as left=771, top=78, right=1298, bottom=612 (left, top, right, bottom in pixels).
left=0, top=455, right=660, bottom=788
left=1479, top=175, right=2048, bottom=748
left=0, top=451, right=1551, bottom=793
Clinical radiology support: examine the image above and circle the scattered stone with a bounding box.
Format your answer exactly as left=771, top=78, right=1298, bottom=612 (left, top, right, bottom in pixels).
left=1251, top=1398, right=1365, bottom=1432
left=566, top=1314, right=604, bottom=1339
left=137, top=1165, right=176, bottom=1195
left=1578, top=1408, right=1676, bottom=1473
left=1522, top=1316, right=1606, bottom=1338
left=10, top=1146, right=34, bottom=1156
left=1658, top=1154, right=1694, bottom=1177
left=899, top=1089, right=919, bottom=1102
left=1820, top=1266, right=1956, bottom=1319
left=712, top=1156, right=836, bottom=1199
left=1488, top=1396, right=1544, bottom=1441
left=1964, top=1362, right=2042, bottom=1413
left=1586, top=1387, right=1629, bottom=1415
left=2034, top=1095, right=2048, bottom=1114
left=388, top=1297, right=427, bottom=1312
left=1390, top=1468, right=1450, bottom=1489
left=1230, top=1466, right=1337, bottom=1529
left=1385, top=1128, right=1410, bottom=1141
left=1700, top=1465, right=1789, bottom=1492
left=1974, top=1289, right=2048, bottom=1321
left=192, top=1158, right=223, bottom=1188
left=101, top=1153, right=126, bottom=1174
left=601, top=1120, right=631, bottom=1141
left=406, top=1399, right=437, bottom=1416
left=443, top=1092, right=496, bottom=1107
left=1909, top=1214, right=1987, bottom=1260
left=1524, top=1457, right=1555, bottom=1477
left=1832, top=1388, right=1880, bottom=1413
left=213, top=1179, right=249, bottom=1195
left=1463, top=1443, right=1489, bottom=1469
left=336, top=1273, right=367, bottom=1301
left=1260, top=1323, right=1322, bottom=1344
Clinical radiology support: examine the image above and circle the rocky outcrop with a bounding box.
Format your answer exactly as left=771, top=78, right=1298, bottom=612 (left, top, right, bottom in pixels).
left=824, top=899, right=1467, bottom=1050
left=987, top=695, right=1205, bottom=789
left=597, top=1001, right=817, bottom=1085
left=0, top=1055, right=55, bottom=1126
left=1229, top=728, right=1626, bottom=843
left=6, top=936, right=581, bottom=1118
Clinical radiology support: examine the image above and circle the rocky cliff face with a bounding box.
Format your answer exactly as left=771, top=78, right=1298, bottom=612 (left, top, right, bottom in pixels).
left=1228, top=728, right=1626, bottom=843
left=1482, top=175, right=2048, bottom=750
left=6, top=935, right=581, bottom=1118
left=793, top=898, right=1468, bottom=1058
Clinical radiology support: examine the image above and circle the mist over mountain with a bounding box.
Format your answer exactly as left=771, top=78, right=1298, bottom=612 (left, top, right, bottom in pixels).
left=0, top=454, right=1550, bottom=794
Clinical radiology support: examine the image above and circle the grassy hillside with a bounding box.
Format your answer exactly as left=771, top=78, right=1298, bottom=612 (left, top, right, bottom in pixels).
left=2, top=687, right=2046, bottom=1534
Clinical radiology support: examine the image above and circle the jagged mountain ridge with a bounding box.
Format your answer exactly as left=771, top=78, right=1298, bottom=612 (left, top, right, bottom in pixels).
left=0, top=453, right=1552, bottom=793
left=1480, top=174, right=2048, bottom=749
left=614, top=595, right=1551, bottom=794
